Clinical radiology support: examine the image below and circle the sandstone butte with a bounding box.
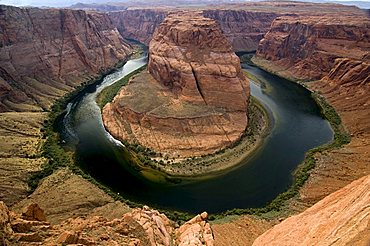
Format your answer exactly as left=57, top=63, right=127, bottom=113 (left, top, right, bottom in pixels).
left=103, top=11, right=250, bottom=158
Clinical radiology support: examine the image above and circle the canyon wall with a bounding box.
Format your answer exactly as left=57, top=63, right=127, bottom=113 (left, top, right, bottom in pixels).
left=0, top=5, right=132, bottom=112
left=108, top=9, right=279, bottom=52
left=253, top=15, right=370, bottom=81
left=103, top=11, right=250, bottom=158
left=203, top=10, right=278, bottom=52
left=108, top=9, right=167, bottom=45
left=253, top=14, right=370, bottom=207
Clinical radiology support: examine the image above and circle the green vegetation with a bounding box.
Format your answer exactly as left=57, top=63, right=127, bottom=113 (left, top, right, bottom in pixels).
left=208, top=86, right=350, bottom=221
left=28, top=49, right=351, bottom=224
left=96, top=65, right=147, bottom=109
left=237, top=52, right=255, bottom=66
left=27, top=62, right=193, bottom=224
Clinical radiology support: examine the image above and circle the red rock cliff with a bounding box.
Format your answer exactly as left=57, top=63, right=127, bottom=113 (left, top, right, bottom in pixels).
left=148, top=11, right=249, bottom=112
left=103, top=11, right=250, bottom=158
left=108, top=9, right=167, bottom=45
left=203, top=10, right=278, bottom=52
left=253, top=15, right=370, bottom=81
left=0, top=5, right=132, bottom=112
left=108, top=8, right=278, bottom=52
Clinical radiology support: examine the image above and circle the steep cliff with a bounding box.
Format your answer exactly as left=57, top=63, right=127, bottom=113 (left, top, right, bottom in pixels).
left=108, top=8, right=279, bottom=52
left=203, top=10, right=278, bottom=52
left=252, top=14, right=370, bottom=232
left=0, top=5, right=132, bottom=112
left=253, top=15, right=370, bottom=81
left=300, top=58, right=370, bottom=206
left=108, top=9, right=167, bottom=45
left=103, top=11, right=250, bottom=158
left=253, top=174, right=370, bottom=246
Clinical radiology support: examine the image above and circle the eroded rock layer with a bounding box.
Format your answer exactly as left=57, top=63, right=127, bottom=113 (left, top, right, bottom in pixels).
left=253, top=15, right=370, bottom=81
left=108, top=8, right=279, bottom=52
left=253, top=174, right=370, bottom=246
left=1, top=200, right=214, bottom=245
left=103, top=12, right=250, bottom=158
left=300, top=58, right=370, bottom=205
left=203, top=10, right=278, bottom=52
left=0, top=5, right=132, bottom=112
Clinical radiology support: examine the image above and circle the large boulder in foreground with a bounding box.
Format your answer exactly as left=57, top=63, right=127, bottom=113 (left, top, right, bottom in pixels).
left=103, top=11, right=250, bottom=158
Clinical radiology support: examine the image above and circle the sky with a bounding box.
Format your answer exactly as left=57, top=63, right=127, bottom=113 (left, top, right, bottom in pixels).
left=0, top=0, right=369, bottom=8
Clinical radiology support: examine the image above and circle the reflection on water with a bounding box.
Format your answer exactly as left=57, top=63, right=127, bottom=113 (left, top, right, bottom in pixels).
left=59, top=56, right=333, bottom=214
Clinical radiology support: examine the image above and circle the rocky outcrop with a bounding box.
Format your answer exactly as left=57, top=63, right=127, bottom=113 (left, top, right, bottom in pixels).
left=177, top=211, right=214, bottom=246
left=313, top=58, right=370, bottom=135
left=253, top=174, right=370, bottom=246
left=1, top=200, right=214, bottom=245
left=253, top=15, right=370, bottom=81
left=203, top=10, right=278, bottom=52
left=0, top=5, right=132, bottom=112
left=103, top=11, right=250, bottom=158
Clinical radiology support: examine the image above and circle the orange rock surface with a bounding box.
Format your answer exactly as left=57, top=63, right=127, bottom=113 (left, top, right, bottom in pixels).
left=253, top=174, right=370, bottom=246
left=254, top=15, right=370, bottom=81
left=0, top=5, right=132, bottom=112
left=103, top=11, right=250, bottom=158
left=0, top=201, right=214, bottom=245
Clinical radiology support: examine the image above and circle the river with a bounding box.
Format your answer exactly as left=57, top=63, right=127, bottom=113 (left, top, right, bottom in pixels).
left=58, top=54, right=333, bottom=214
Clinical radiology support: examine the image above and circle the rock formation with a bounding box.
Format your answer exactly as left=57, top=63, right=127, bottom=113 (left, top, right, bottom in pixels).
left=252, top=13, right=370, bottom=209
left=253, top=15, right=370, bottom=81
left=299, top=57, right=370, bottom=206
left=108, top=9, right=168, bottom=45
left=108, top=8, right=279, bottom=52
left=203, top=10, right=278, bottom=52
left=0, top=5, right=132, bottom=112
left=0, top=200, right=214, bottom=245
left=103, top=11, right=250, bottom=157
left=253, top=174, right=370, bottom=246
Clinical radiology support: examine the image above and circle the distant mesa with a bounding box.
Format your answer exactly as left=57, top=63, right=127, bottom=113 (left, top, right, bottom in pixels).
left=103, top=11, right=250, bottom=158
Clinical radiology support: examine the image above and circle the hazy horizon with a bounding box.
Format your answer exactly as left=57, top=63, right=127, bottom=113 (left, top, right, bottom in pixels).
left=0, top=0, right=369, bottom=8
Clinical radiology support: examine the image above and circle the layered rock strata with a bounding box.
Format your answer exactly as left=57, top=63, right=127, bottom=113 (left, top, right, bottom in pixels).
left=108, top=9, right=167, bottom=45
left=252, top=14, right=370, bottom=207
left=253, top=15, right=370, bottom=81
left=0, top=5, right=132, bottom=112
left=203, top=10, right=278, bottom=52
left=300, top=58, right=370, bottom=205
left=103, top=11, right=250, bottom=158
left=253, top=174, right=370, bottom=246
left=108, top=8, right=279, bottom=52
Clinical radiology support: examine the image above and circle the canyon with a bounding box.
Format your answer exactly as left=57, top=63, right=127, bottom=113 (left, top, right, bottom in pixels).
left=0, top=4, right=134, bottom=208
left=253, top=13, right=370, bottom=207
left=103, top=11, right=250, bottom=158
left=0, top=1, right=369, bottom=245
